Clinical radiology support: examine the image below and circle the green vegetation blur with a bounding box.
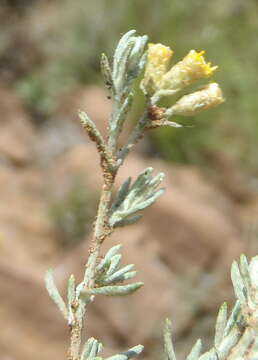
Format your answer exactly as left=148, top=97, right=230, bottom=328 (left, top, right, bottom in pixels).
left=16, top=0, right=258, bottom=170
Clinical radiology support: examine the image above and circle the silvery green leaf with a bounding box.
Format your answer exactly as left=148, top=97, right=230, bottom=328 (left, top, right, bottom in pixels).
left=96, top=245, right=122, bottom=273
left=110, top=178, right=132, bottom=213
left=214, top=302, right=227, bottom=348
left=101, top=53, right=112, bottom=89
left=164, top=319, right=176, bottom=360
left=114, top=38, right=135, bottom=94
left=106, top=345, right=144, bottom=360
left=249, top=256, right=258, bottom=291
left=80, top=282, right=143, bottom=298
left=110, top=168, right=165, bottom=226
left=112, top=31, right=147, bottom=97
left=45, top=269, right=67, bottom=319
left=112, top=93, right=134, bottom=134
left=121, top=168, right=153, bottom=209
left=67, top=274, right=76, bottom=325
left=146, top=172, right=165, bottom=189
left=223, top=301, right=241, bottom=336
left=231, top=261, right=247, bottom=305
left=120, top=271, right=137, bottom=281
left=138, top=52, right=147, bottom=74
left=126, top=188, right=164, bottom=215
left=136, top=173, right=165, bottom=202
left=128, top=35, right=148, bottom=78
left=81, top=337, right=103, bottom=360
left=113, top=30, right=136, bottom=80
left=162, top=120, right=183, bottom=128
left=186, top=339, right=202, bottom=360
left=226, top=328, right=254, bottom=359
left=87, top=339, right=99, bottom=360
left=134, top=173, right=164, bottom=201
left=113, top=215, right=142, bottom=228
left=67, top=274, right=76, bottom=306
left=103, top=264, right=135, bottom=284
left=125, top=167, right=153, bottom=201
left=76, top=281, right=85, bottom=298
left=239, top=254, right=251, bottom=295
left=88, top=340, right=103, bottom=359
left=216, top=326, right=241, bottom=359
left=106, top=254, right=122, bottom=276
left=198, top=349, right=217, bottom=360
left=81, top=338, right=95, bottom=360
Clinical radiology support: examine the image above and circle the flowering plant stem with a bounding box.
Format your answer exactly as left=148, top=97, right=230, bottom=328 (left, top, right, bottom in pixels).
left=69, top=173, right=115, bottom=360
left=45, top=30, right=227, bottom=360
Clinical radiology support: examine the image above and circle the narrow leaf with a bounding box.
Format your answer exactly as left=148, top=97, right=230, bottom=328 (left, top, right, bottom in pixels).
left=249, top=256, right=258, bottom=290
left=138, top=52, right=147, bottom=73
left=100, top=53, right=112, bottom=89
left=110, top=178, right=132, bottom=213
left=80, top=282, right=144, bottom=298
left=112, top=215, right=142, bottom=228
left=67, top=274, right=76, bottom=325
left=122, top=345, right=144, bottom=359
left=114, top=38, right=135, bottom=93
left=231, top=261, right=247, bottom=305
left=88, top=339, right=103, bottom=359
left=45, top=269, right=67, bottom=319
left=120, top=271, right=137, bottom=282
left=226, top=328, right=254, bottom=359
left=67, top=274, right=76, bottom=305
left=129, top=36, right=148, bottom=72
left=186, top=339, right=202, bottom=360
left=127, top=188, right=165, bottom=215
left=106, top=345, right=144, bottom=360
left=239, top=254, right=251, bottom=294
left=214, top=302, right=227, bottom=348
left=113, top=30, right=136, bottom=79
left=216, top=326, right=241, bottom=359
left=164, top=319, right=176, bottom=360
left=129, top=168, right=153, bottom=193
left=223, top=301, right=241, bottom=336
left=96, top=245, right=122, bottom=272
left=163, top=120, right=183, bottom=128
left=104, top=264, right=135, bottom=283
left=81, top=338, right=99, bottom=360
left=106, top=254, right=121, bottom=276
left=115, top=94, right=134, bottom=133
left=198, top=348, right=217, bottom=360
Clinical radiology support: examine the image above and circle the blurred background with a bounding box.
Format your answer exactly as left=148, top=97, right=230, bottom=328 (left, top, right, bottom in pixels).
left=1, top=0, right=258, bottom=359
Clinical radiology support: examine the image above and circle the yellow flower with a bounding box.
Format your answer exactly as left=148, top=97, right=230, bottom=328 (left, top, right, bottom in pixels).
left=141, top=43, right=173, bottom=94
left=160, top=50, right=218, bottom=92
left=169, top=83, right=224, bottom=116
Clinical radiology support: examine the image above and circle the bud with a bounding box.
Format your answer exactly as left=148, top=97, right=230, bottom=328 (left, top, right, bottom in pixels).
left=141, top=43, right=173, bottom=94
left=160, top=50, right=218, bottom=92
left=169, top=83, right=224, bottom=116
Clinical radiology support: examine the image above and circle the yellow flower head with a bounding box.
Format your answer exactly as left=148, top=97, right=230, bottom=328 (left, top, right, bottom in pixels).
left=170, top=83, right=224, bottom=116
left=189, top=50, right=218, bottom=76
left=160, top=49, right=218, bottom=92
left=141, top=43, right=173, bottom=94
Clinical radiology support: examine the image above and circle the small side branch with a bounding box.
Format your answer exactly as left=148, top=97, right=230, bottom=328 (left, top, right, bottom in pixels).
left=117, top=109, right=150, bottom=166
left=79, top=111, right=113, bottom=171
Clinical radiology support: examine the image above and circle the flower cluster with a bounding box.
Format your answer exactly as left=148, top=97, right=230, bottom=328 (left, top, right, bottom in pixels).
left=142, top=43, right=224, bottom=117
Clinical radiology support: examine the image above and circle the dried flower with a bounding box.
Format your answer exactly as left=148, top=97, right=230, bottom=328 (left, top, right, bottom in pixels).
left=168, top=83, right=224, bottom=116
left=160, top=50, right=218, bottom=92
left=141, top=43, right=173, bottom=94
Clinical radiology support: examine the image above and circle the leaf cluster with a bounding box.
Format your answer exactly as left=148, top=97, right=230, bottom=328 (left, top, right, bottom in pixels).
left=164, top=255, right=258, bottom=360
